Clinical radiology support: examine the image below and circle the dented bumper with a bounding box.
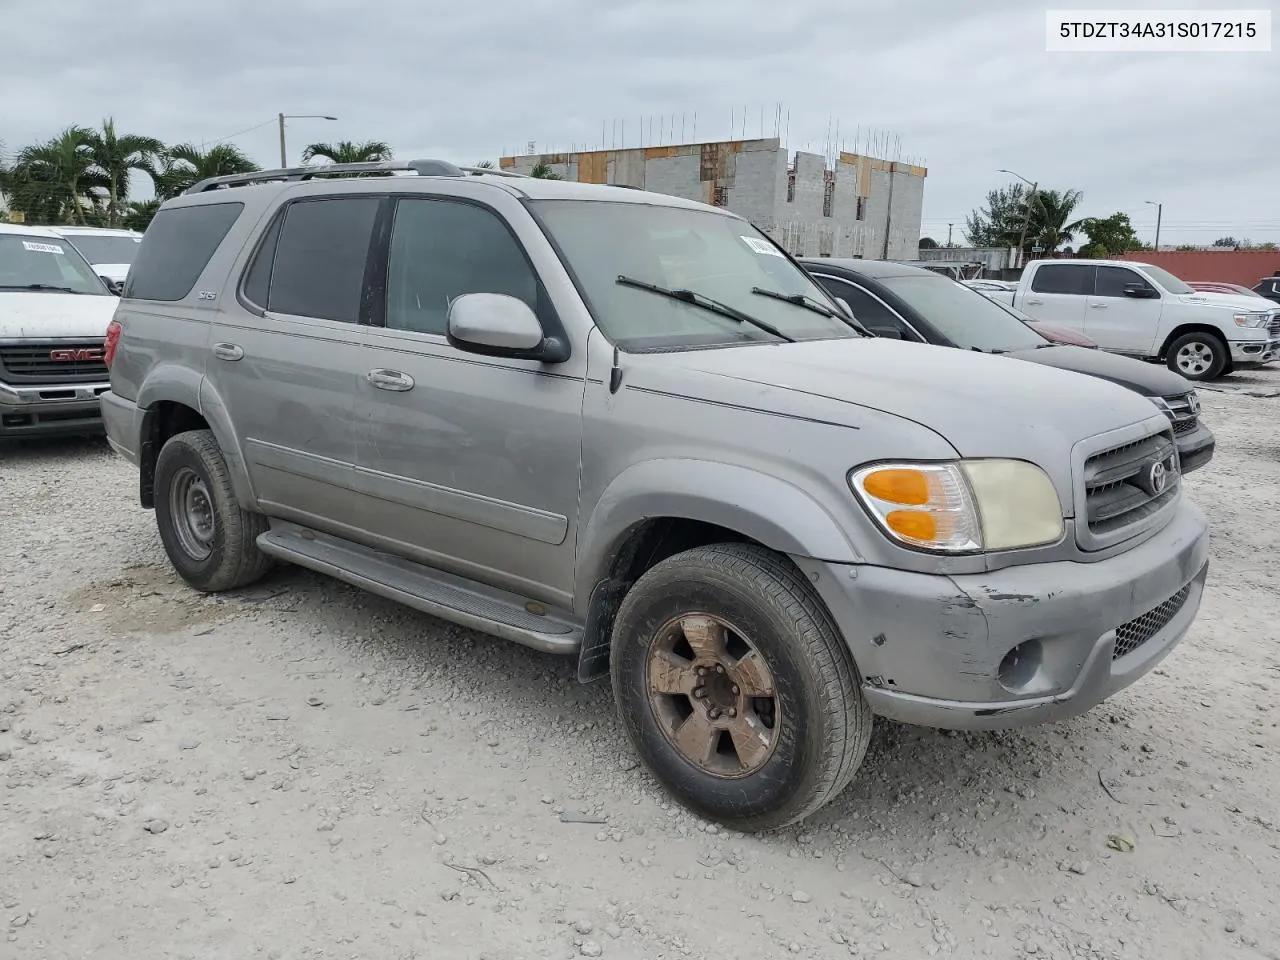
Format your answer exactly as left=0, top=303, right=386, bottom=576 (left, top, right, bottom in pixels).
left=798, top=500, right=1210, bottom=731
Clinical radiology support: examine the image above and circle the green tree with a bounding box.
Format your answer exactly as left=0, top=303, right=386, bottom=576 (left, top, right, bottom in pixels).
left=301, top=140, right=393, bottom=164
left=85, top=118, right=164, bottom=226
left=154, top=144, right=260, bottom=198
left=918, top=236, right=938, bottom=249
left=9, top=126, right=104, bottom=224
left=1079, top=212, right=1143, bottom=258
left=964, top=183, right=1027, bottom=247
left=122, top=199, right=162, bottom=232
left=529, top=160, right=563, bottom=180
left=1212, top=237, right=1238, bottom=248
left=1026, top=188, right=1085, bottom=254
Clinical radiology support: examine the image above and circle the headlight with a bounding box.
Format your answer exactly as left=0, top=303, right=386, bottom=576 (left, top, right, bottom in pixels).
left=849, top=460, right=1064, bottom=554
left=1233, top=312, right=1271, bottom=328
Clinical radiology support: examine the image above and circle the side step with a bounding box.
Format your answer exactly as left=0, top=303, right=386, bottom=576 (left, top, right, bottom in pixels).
left=257, top=521, right=583, bottom=655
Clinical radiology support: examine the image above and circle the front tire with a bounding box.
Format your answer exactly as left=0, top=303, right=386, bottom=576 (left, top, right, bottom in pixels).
left=610, top=543, right=872, bottom=831
left=1167, top=332, right=1227, bottom=381
left=154, top=429, right=272, bottom=592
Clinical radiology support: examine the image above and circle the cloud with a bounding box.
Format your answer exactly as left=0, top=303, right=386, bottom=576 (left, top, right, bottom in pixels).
left=4, top=0, right=1276, bottom=245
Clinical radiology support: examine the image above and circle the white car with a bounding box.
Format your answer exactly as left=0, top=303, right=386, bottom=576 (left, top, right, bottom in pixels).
left=51, top=226, right=144, bottom=290
left=0, top=224, right=119, bottom=438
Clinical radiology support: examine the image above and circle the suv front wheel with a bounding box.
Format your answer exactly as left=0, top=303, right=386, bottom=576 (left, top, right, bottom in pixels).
left=1167, top=332, right=1228, bottom=380
left=154, top=429, right=272, bottom=592
left=610, top=543, right=872, bottom=831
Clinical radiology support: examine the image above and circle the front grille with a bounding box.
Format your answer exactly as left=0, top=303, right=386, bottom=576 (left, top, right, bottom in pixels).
left=0, top=342, right=108, bottom=383
left=1160, top=392, right=1199, bottom=437
left=1269, top=313, right=1280, bottom=336
left=1172, top=418, right=1198, bottom=436
left=1083, top=432, right=1180, bottom=538
left=1113, top=582, right=1192, bottom=659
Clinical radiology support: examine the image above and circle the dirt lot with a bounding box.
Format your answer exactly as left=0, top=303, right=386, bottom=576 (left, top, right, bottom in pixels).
left=2, top=372, right=1278, bottom=960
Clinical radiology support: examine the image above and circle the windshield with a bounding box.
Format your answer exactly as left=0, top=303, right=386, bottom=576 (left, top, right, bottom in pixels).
left=532, top=200, right=856, bottom=351
left=1140, top=264, right=1194, bottom=295
left=878, top=274, right=1047, bottom=352
left=63, top=234, right=142, bottom=266
left=0, top=234, right=111, bottom=295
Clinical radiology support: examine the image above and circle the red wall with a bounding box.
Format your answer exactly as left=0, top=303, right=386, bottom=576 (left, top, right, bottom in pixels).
left=1113, top=250, right=1280, bottom=287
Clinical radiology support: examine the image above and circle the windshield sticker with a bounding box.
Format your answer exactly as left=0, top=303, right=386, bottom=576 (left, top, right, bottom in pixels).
left=741, top=236, right=785, bottom=257
left=21, top=241, right=65, bottom=255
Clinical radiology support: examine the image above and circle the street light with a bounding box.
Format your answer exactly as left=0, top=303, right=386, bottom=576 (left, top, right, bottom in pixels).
left=1144, top=200, right=1163, bottom=251
left=998, top=168, right=1039, bottom=269
left=278, top=114, right=338, bottom=168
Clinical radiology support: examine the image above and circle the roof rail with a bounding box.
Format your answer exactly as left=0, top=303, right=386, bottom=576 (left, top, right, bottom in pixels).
left=455, top=165, right=529, bottom=179
left=185, top=158, right=518, bottom=194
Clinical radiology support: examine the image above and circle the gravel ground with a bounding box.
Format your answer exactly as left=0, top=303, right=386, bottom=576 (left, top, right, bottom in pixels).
left=2, top=371, right=1278, bottom=960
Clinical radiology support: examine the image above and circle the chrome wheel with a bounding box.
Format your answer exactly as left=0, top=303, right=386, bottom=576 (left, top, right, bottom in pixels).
left=1175, top=341, right=1215, bottom=377
left=168, top=466, right=215, bottom=561
left=646, top=613, right=780, bottom=778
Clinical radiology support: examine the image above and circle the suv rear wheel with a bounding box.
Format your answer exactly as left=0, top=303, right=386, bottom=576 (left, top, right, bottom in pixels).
left=154, top=429, right=272, bottom=592
left=610, top=543, right=871, bottom=831
left=1167, top=332, right=1227, bottom=380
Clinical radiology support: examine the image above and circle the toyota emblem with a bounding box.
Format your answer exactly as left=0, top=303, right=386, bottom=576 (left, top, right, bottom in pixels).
left=1149, top=460, right=1167, bottom=494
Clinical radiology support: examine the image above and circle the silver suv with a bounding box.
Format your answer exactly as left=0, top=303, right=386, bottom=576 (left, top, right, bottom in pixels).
left=100, top=159, right=1210, bottom=829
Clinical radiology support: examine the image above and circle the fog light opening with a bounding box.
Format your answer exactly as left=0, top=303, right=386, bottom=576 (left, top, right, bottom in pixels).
left=997, top=639, right=1044, bottom=693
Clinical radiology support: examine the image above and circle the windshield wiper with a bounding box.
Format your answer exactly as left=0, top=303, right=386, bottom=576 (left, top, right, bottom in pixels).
left=0, top=283, right=84, bottom=294
left=970, top=345, right=1009, bottom=355
left=750, top=286, right=872, bottom=336
left=616, top=275, right=796, bottom=343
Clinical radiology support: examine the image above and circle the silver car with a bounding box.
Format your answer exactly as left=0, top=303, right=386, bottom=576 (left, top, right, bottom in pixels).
left=99, top=159, right=1210, bottom=830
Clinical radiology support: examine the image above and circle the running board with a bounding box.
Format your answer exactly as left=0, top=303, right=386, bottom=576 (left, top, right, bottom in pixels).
left=257, top=522, right=582, bottom=655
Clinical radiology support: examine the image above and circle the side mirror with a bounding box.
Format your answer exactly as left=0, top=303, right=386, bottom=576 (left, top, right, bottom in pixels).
left=446, top=293, right=569, bottom=363
left=101, top=276, right=122, bottom=296
left=834, top=297, right=854, bottom=319
left=1123, top=283, right=1157, bottom=299
left=869, top=325, right=902, bottom=340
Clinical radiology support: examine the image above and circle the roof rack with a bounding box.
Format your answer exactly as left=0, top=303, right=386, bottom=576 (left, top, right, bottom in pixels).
left=186, top=158, right=528, bottom=194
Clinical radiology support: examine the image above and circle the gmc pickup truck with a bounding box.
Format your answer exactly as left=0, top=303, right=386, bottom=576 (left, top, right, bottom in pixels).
left=991, top=259, right=1280, bottom=381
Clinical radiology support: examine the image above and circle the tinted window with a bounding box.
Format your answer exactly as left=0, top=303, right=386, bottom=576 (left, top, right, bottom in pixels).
left=266, top=197, right=379, bottom=322
left=0, top=234, right=112, bottom=295
left=878, top=275, right=1046, bottom=352
left=241, top=214, right=282, bottom=309
left=1029, top=263, right=1093, bottom=296
left=1095, top=265, right=1155, bottom=298
left=63, top=234, right=142, bottom=265
left=124, top=202, right=243, bottom=301
left=386, top=199, right=538, bottom=335
left=818, top=277, right=914, bottom=339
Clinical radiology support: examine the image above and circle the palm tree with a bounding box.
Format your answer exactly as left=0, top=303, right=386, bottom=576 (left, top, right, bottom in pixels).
left=529, top=160, right=563, bottom=180
left=155, top=143, right=260, bottom=198
left=122, top=199, right=162, bottom=232
left=301, top=140, right=393, bottom=164
left=85, top=118, right=164, bottom=226
left=1025, top=188, right=1085, bottom=255
left=9, top=127, right=104, bottom=224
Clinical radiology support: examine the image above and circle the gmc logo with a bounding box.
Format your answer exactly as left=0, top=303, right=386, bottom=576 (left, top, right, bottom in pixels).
left=50, top=348, right=103, bottom=362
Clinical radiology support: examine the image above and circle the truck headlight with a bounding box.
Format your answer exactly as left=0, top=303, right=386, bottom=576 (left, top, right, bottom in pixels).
left=849, top=460, right=1064, bottom=554
left=1233, top=312, right=1271, bottom=328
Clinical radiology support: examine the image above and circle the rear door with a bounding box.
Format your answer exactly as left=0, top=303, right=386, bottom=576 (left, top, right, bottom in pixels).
left=206, top=194, right=379, bottom=531
left=1020, top=263, right=1092, bottom=331
left=1086, top=265, right=1163, bottom=354
left=811, top=274, right=925, bottom=341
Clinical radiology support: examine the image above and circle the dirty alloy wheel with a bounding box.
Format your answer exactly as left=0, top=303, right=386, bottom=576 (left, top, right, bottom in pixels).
left=1166, top=332, right=1227, bottom=381
left=153, top=429, right=272, bottom=592
left=611, top=543, right=872, bottom=831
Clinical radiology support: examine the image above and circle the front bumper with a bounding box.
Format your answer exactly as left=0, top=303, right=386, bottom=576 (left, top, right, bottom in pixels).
left=797, top=500, right=1210, bottom=731
left=0, top=380, right=109, bottom=438
left=1229, top=337, right=1280, bottom=366
left=1174, top=421, right=1215, bottom=474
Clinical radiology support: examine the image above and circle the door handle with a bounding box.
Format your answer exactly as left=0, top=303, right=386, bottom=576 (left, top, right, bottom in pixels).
left=1025, top=298, right=1044, bottom=305
left=366, top=369, right=415, bottom=392
left=1089, top=303, right=1108, bottom=309
left=212, top=342, right=244, bottom=361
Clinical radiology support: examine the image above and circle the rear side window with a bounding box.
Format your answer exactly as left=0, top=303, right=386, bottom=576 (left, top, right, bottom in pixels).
left=1030, top=264, right=1093, bottom=295
left=247, top=197, right=379, bottom=323
left=124, top=202, right=244, bottom=301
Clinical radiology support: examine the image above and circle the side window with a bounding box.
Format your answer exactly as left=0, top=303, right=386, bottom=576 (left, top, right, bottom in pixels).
left=1095, top=265, right=1155, bottom=298
left=385, top=198, right=539, bottom=336
left=241, top=213, right=282, bottom=309
left=124, top=202, right=244, bottom=301
left=258, top=197, right=380, bottom=323
left=1029, top=264, right=1093, bottom=296
left=819, top=277, right=918, bottom=340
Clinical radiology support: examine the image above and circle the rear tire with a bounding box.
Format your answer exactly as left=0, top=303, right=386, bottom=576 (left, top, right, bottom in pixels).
left=1166, top=332, right=1227, bottom=381
left=610, top=543, right=872, bottom=831
left=154, top=429, right=272, bottom=592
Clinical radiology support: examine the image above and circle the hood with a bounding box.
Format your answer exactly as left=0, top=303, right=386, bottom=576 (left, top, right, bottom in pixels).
left=92, top=264, right=130, bottom=284
left=1024, top=321, right=1097, bottom=347
left=1179, top=290, right=1277, bottom=313
left=1004, top=344, right=1191, bottom=397
left=641, top=338, right=1166, bottom=510
left=0, top=291, right=119, bottom=339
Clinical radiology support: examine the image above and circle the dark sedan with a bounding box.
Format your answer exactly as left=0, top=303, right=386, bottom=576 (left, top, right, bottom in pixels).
left=801, top=258, right=1215, bottom=473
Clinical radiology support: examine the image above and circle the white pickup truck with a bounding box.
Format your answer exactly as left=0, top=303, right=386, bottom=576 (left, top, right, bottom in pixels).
left=990, top=259, right=1280, bottom=380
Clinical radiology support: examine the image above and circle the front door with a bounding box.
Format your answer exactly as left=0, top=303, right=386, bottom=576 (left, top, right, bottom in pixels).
left=208, top=194, right=380, bottom=531
left=1022, top=263, right=1092, bottom=332
left=1086, top=265, right=1163, bottom=354
left=353, top=194, right=586, bottom=607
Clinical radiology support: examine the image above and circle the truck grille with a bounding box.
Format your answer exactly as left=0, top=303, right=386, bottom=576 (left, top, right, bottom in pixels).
left=1112, top=581, right=1192, bottom=660
left=0, top=341, right=108, bottom=383
left=1269, top=314, right=1280, bottom=336
left=1161, top=392, right=1200, bottom=437
left=1082, top=431, right=1179, bottom=540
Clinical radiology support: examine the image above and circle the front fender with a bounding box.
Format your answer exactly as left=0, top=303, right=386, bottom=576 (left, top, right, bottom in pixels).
left=574, top=458, right=865, bottom=611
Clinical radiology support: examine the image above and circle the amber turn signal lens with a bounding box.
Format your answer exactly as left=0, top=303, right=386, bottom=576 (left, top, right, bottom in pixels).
left=861, top=468, right=930, bottom=506
left=885, top=509, right=937, bottom=541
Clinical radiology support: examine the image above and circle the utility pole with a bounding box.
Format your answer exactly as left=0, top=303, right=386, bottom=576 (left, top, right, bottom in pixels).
left=276, top=114, right=338, bottom=168
left=998, top=169, right=1039, bottom=269
left=1145, top=200, right=1163, bottom=251
left=947, top=223, right=953, bottom=247
left=278, top=113, right=286, bottom=168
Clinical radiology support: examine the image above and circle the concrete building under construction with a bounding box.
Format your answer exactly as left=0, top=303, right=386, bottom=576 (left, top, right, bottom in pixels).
left=500, top=137, right=926, bottom=260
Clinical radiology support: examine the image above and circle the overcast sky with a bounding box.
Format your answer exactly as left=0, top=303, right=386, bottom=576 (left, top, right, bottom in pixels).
left=4, top=0, right=1276, bottom=247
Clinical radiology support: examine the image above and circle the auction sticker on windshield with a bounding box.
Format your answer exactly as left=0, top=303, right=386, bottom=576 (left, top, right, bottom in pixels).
left=742, top=236, right=784, bottom=257
left=21, top=241, right=65, bottom=254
